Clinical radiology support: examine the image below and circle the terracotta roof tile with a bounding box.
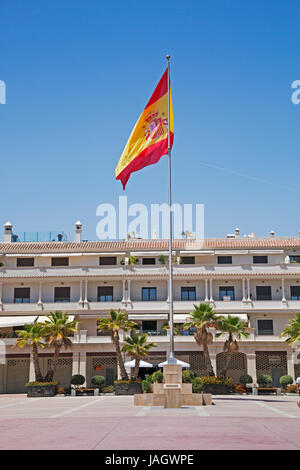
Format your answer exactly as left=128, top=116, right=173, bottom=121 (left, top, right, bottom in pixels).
left=0, top=237, right=299, bottom=254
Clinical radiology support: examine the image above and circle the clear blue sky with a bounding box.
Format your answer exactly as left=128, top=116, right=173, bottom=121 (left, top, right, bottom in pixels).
left=1, top=0, right=299, bottom=241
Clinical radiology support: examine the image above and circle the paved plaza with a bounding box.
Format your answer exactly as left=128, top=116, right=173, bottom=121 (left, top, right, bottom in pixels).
left=0, top=394, right=299, bottom=450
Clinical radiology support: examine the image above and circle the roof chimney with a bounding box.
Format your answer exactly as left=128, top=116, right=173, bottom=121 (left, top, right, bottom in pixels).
left=75, top=221, right=82, bottom=243
left=4, top=221, right=12, bottom=243
left=234, top=228, right=240, bottom=238
left=270, top=230, right=275, bottom=238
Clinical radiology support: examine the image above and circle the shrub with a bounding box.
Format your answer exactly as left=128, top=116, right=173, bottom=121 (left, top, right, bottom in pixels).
left=239, top=374, right=253, bottom=386
left=182, top=370, right=196, bottom=383
left=70, top=374, right=85, bottom=387
left=232, top=384, right=246, bottom=394
left=25, top=381, right=58, bottom=387
left=257, top=374, right=272, bottom=385
left=192, top=377, right=204, bottom=393
left=152, top=371, right=163, bottom=383
left=129, top=255, right=137, bottom=265
left=142, top=380, right=152, bottom=393
left=280, top=375, right=293, bottom=388
left=91, top=375, right=105, bottom=389
left=102, top=385, right=115, bottom=393
left=158, top=255, right=166, bottom=265
left=196, top=376, right=234, bottom=386
left=114, top=379, right=142, bottom=384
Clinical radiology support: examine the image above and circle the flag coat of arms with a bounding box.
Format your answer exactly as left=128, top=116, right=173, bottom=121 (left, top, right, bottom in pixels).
left=115, top=68, right=174, bottom=189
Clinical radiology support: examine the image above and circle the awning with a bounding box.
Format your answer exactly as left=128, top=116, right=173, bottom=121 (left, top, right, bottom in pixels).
left=174, top=314, right=188, bottom=323
left=215, top=313, right=248, bottom=321
left=0, top=316, right=37, bottom=328
left=128, top=314, right=168, bottom=321
left=0, top=314, right=75, bottom=328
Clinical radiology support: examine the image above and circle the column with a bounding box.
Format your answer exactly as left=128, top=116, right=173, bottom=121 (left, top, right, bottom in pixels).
left=0, top=282, right=3, bottom=309
left=72, top=351, right=80, bottom=376
left=78, top=280, right=83, bottom=306
left=209, top=279, right=213, bottom=302
left=204, top=279, right=208, bottom=302
left=122, top=280, right=126, bottom=304
left=166, top=279, right=170, bottom=303
left=246, top=352, right=257, bottom=385
left=127, top=280, right=131, bottom=303
left=281, top=279, right=287, bottom=302
left=210, top=353, right=217, bottom=376
left=37, top=281, right=43, bottom=307
left=242, top=278, right=246, bottom=302
left=247, top=279, right=251, bottom=302
left=84, top=280, right=88, bottom=307
left=287, top=351, right=295, bottom=381
left=29, top=352, right=36, bottom=382
left=79, top=351, right=87, bottom=385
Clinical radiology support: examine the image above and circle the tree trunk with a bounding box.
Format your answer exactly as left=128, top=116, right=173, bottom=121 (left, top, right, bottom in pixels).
left=32, top=343, right=43, bottom=382
left=133, top=357, right=140, bottom=381
left=202, top=340, right=215, bottom=376
left=113, top=331, right=128, bottom=380
left=45, top=345, right=60, bottom=382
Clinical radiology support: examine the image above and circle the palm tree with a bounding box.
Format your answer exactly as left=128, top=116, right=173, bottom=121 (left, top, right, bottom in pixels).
left=15, top=323, right=45, bottom=382
left=122, top=329, right=157, bottom=380
left=40, top=311, right=78, bottom=382
left=97, top=309, right=136, bottom=380
left=215, top=315, right=250, bottom=378
left=280, top=314, right=300, bottom=346
left=184, top=303, right=217, bottom=376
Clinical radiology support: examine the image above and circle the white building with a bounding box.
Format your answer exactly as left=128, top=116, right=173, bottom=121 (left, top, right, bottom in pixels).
left=0, top=222, right=299, bottom=393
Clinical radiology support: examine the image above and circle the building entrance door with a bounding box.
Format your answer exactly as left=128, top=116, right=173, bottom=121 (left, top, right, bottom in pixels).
left=272, top=368, right=283, bottom=387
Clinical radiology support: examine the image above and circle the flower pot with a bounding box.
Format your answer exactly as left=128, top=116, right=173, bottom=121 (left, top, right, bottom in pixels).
left=201, top=384, right=232, bottom=395
left=114, top=382, right=142, bottom=395
left=26, top=384, right=58, bottom=397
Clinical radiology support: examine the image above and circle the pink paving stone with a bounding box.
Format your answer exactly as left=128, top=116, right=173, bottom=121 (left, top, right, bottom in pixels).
left=0, top=417, right=299, bottom=450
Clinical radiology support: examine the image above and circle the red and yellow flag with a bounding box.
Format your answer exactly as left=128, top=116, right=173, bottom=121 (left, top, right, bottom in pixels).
left=115, top=68, right=174, bottom=189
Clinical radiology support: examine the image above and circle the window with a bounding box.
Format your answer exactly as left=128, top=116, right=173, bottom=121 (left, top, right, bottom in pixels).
left=54, top=287, right=70, bottom=302
left=99, top=257, right=117, bottom=265
left=181, top=256, right=195, bottom=264
left=181, top=286, right=196, bottom=301
left=256, top=286, right=272, bottom=300
left=142, top=287, right=157, bottom=301
left=14, top=288, right=30, bottom=303
left=142, top=320, right=157, bottom=332
left=17, top=258, right=34, bottom=267
left=51, top=257, right=69, bottom=267
left=291, top=286, right=300, bottom=300
left=253, top=256, right=268, bottom=264
left=257, top=319, right=273, bottom=335
left=219, top=286, right=235, bottom=300
left=142, top=258, right=156, bottom=265
left=98, top=286, right=113, bottom=302
left=290, top=256, right=300, bottom=263
left=217, top=256, right=232, bottom=264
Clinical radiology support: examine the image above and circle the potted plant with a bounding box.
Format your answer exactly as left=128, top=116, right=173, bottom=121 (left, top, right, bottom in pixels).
left=114, top=379, right=143, bottom=395
left=129, top=255, right=137, bottom=265
left=239, top=374, right=253, bottom=393
left=158, top=255, right=166, bottom=265
left=194, top=376, right=233, bottom=394
left=26, top=381, right=58, bottom=397
left=279, top=375, right=293, bottom=390
left=257, top=374, right=272, bottom=387
left=91, top=375, right=105, bottom=391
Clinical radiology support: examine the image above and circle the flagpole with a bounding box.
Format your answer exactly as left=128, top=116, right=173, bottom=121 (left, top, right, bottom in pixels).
left=166, top=54, right=175, bottom=363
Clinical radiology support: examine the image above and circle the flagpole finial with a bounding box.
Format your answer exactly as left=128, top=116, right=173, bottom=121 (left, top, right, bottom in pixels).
left=166, top=54, right=171, bottom=61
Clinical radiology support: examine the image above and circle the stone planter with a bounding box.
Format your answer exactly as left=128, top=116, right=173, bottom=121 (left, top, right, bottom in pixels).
left=114, top=382, right=142, bottom=395
left=26, top=384, right=57, bottom=397
left=201, top=384, right=232, bottom=395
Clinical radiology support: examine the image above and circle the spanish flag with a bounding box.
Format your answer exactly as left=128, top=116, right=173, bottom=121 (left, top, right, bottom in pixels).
left=115, top=68, right=174, bottom=189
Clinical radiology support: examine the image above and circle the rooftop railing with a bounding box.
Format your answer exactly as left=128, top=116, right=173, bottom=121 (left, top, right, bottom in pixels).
left=11, top=231, right=68, bottom=243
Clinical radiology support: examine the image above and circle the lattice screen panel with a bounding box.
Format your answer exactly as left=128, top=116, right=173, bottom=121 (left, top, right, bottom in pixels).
left=92, top=356, right=117, bottom=368
left=295, top=363, right=300, bottom=378
left=7, top=359, right=29, bottom=367
left=256, top=351, right=287, bottom=376
left=47, top=358, right=72, bottom=367
left=216, top=352, right=247, bottom=383
left=189, top=352, right=207, bottom=376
